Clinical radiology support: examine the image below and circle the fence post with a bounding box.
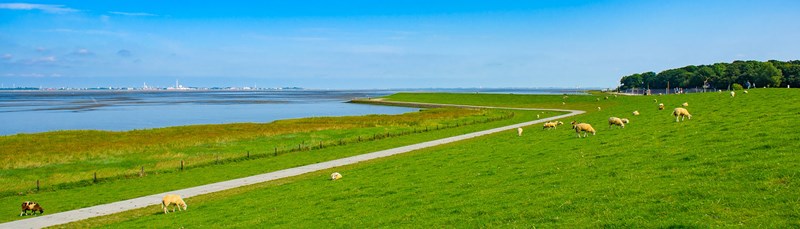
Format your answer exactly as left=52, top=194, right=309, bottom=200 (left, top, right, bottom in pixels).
left=36, top=180, right=39, bottom=191
left=274, top=147, right=278, bottom=156
left=180, top=160, right=184, bottom=171
left=247, top=151, right=250, bottom=158
left=140, top=166, right=144, bottom=177
left=93, top=172, right=97, bottom=183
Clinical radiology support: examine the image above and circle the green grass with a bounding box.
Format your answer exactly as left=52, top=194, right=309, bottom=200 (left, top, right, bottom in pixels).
left=59, top=88, right=800, bottom=228
left=2, top=107, right=562, bottom=224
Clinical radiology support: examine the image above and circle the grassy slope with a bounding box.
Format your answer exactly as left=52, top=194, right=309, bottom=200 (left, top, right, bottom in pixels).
left=63, top=89, right=800, bottom=228
left=3, top=108, right=560, bottom=224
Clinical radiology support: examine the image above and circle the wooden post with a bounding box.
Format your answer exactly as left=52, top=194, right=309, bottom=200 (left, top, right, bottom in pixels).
left=36, top=180, right=39, bottom=191
left=274, top=147, right=278, bottom=156
left=247, top=151, right=250, bottom=158
left=180, top=160, right=184, bottom=171
left=319, top=141, right=323, bottom=149
left=94, top=172, right=97, bottom=183
left=140, top=166, right=144, bottom=177
left=358, top=136, right=361, bottom=142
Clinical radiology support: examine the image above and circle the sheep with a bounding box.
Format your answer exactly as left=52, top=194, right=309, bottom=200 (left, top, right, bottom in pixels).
left=562, top=102, right=565, bottom=105
left=682, top=102, right=689, bottom=107
left=608, top=117, right=625, bottom=129
left=20, top=201, right=43, bottom=216
left=658, top=103, right=665, bottom=110
left=596, top=98, right=600, bottom=101
left=604, top=96, right=609, bottom=100
left=653, top=99, right=658, bottom=103
left=614, top=94, right=618, bottom=98
left=517, top=127, right=523, bottom=136
left=744, top=90, right=748, bottom=94
left=621, top=118, right=630, bottom=124
left=672, top=107, right=692, bottom=122
left=597, top=106, right=602, bottom=111
left=161, top=194, right=187, bottom=214
left=542, top=121, right=563, bottom=130
left=331, top=172, right=343, bottom=180
left=536, top=114, right=540, bottom=119
left=632, top=110, right=640, bottom=116
left=730, top=91, right=735, bottom=97
left=571, top=121, right=596, bottom=138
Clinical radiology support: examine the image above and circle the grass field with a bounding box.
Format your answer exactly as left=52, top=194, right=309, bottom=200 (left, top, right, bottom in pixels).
left=2, top=106, right=564, bottom=224
left=0, top=107, right=509, bottom=196
left=58, top=88, right=800, bottom=228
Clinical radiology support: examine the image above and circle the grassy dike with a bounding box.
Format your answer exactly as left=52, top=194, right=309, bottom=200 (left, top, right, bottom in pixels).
left=60, top=88, right=800, bottom=228
left=2, top=107, right=562, bottom=224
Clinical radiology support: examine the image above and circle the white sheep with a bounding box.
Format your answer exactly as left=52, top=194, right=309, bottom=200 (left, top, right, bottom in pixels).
left=331, top=172, right=343, bottom=180
left=597, top=106, right=602, bottom=111
left=658, top=103, right=665, bottom=110
left=604, top=96, right=609, bottom=100
left=571, top=121, right=596, bottom=138
left=632, top=110, right=640, bottom=116
left=744, top=90, right=748, bottom=94
left=730, top=91, right=735, bottom=97
left=596, top=98, right=600, bottom=101
left=542, top=121, right=563, bottom=130
left=621, top=118, right=630, bottom=124
left=608, top=117, right=625, bottom=129
left=517, top=127, right=523, bottom=136
left=562, top=102, right=566, bottom=105
left=653, top=99, right=658, bottom=103
left=536, top=114, right=540, bottom=119
left=672, top=107, right=692, bottom=122
left=682, top=102, right=688, bottom=107
left=161, top=194, right=187, bottom=214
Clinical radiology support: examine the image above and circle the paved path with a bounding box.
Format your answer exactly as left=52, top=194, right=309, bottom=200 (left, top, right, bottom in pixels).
left=1, top=101, right=584, bottom=229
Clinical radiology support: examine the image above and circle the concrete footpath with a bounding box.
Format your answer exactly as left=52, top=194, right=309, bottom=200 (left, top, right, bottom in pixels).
left=0, top=102, right=584, bottom=228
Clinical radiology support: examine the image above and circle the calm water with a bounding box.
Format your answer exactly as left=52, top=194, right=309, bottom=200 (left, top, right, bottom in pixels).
left=0, top=88, right=584, bottom=135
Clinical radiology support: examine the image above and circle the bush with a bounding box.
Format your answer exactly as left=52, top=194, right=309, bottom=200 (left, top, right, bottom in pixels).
left=732, top=83, right=744, bottom=91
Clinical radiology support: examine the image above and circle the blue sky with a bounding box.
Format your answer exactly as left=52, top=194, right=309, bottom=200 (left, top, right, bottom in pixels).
left=1, top=1, right=799, bottom=89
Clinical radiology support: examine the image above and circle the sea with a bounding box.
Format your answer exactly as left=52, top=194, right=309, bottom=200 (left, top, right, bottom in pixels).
left=0, top=88, right=585, bottom=136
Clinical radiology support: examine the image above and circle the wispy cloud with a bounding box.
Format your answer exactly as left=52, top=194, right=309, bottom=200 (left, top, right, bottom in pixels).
left=108, top=11, right=157, bottom=17
left=0, top=3, right=78, bottom=14
left=2, top=54, right=12, bottom=60
left=72, top=48, right=93, bottom=56
left=47, top=28, right=127, bottom=37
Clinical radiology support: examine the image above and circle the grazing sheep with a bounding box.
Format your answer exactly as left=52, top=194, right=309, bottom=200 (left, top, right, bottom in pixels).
left=672, top=107, right=692, bottom=122
left=730, top=91, right=735, bottom=97
left=162, top=194, right=187, bottom=214
left=653, top=99, right=658, bottom=103
left=597, top=106, right=602, bottom=111
left=563, top=95, right=569, bottom=100
left=562, top=102, right=565, bottom=105
left=614, top=94, right=618, bottom=98
left=517, top=127, right=523, bottom=136
left=542, top=121, right=563, bottom=130
left=608, top=117, right=625, bottom=129
left=604, top=96, right=609, bottom=100
left=621, top=118, right=630, bottom=124
left=744, top=90, right=748, bottom=94
left=682, top=102, right=689, bottom=107
left=537, top=114, right=540, bottom=119
left=571, top=121, right=596, bottom=138
left=20, top=201, right=43, bottom=216
left=596, top=98, right=600, bottom=101
left=658, top=103, right=665, bottom=110
left=331, top=172, right=343, bottom=180
left=632, top=110, right=640, bottom=116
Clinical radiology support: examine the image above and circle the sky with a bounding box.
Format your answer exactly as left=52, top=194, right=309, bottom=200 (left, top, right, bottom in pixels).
left=1, top=0, right=799, bottom=89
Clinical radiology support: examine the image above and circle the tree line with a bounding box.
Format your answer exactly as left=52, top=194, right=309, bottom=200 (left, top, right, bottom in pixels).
left=619, top=60, right=800, bottom=90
